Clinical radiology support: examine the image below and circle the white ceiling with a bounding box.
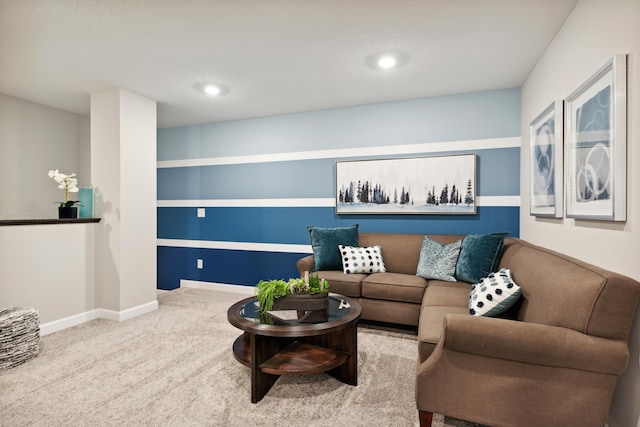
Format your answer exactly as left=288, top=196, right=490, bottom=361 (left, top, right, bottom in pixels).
left=0, top=0, right=578, bottom=129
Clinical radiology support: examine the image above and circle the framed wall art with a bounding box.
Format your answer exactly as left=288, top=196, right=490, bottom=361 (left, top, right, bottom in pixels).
left=565, top=54, right=627, bottom=221
left=530, top=100, right=564, bottom=218
left=335, top=154, right=476, bottom=215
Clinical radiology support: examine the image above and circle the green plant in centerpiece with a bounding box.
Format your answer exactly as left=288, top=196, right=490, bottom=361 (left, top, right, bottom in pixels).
left=48, top=169, right=81, bottom=207
left=256, top=279, right=290, bottom=313
left=256, top=272, right=329, bottom=313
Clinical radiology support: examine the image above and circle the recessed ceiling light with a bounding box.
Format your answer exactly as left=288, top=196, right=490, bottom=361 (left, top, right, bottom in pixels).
left=196, top=82, right=229, bottom=96
left=378, top=56, right=397, bottom=69
left=365, top=51, right=409, bottom=71
left=204, top=85, right=221, bottom=95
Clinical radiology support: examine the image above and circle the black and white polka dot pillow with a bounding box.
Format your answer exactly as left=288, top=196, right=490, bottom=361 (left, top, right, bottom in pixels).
left=339, top=245, right=386, bottom=274
left=469, top=268, right=521, bottom=316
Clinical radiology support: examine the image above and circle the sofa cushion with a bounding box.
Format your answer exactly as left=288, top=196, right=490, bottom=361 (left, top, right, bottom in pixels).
left=416, top=237, right=462, bottom=282
left=312, top=270, right=367, bottom=298
left=421, top=281, right=471, bottom=308
left=307, top=224, right=359, bottom=271
left=418, top=305, right=469, bottom=362
left=469, top=268, right=522, bottom=317
left=455, top=232, right=509, bottom=283
left=339, top=245, right=386, bottom=274
left=362, top=272, right=427, bottom=304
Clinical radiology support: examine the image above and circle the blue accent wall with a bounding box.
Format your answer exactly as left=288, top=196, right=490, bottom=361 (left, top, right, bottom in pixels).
left=157, top=88, right=521, bottom=290
left=158, top=206, right=519, bottom=244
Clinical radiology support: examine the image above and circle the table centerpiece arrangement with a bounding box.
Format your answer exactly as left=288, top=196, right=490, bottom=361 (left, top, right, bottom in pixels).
left=256, top=271, right=329, bottom=314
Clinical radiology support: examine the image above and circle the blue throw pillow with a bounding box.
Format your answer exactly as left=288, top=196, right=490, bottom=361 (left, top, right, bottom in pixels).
left=307, top=225, right=359, bottom=271
left=416, top=237, right=462, bottom=282
left=455, top=232, right=509, bottom=283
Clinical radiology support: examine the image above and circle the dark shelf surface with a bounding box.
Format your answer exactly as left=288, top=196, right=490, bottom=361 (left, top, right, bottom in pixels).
left=259, top=341, right=348, bottom=375
left=0, top=218, right=101, bottom=226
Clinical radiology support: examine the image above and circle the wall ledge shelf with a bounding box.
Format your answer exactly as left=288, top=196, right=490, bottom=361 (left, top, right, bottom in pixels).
left=0, top=218, right=101, bottom=226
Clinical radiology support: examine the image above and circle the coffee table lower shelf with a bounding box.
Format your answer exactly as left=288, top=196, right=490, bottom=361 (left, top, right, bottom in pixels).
left=233, top=334, right=349, bottom=375
left=232, top=331, right=357, bottom=402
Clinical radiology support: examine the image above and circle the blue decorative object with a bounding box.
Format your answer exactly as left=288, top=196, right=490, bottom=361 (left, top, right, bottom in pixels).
left=455, top=232, right=509, bottom=283
left=416, top=237, right=462, bottom=282
left=307, top=224, right=359, bottom=271
left=78, top=187, right=94, bottom=218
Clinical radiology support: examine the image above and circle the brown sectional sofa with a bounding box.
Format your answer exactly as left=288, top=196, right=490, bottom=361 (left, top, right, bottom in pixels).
left=296, top=232, right=640, bottom=427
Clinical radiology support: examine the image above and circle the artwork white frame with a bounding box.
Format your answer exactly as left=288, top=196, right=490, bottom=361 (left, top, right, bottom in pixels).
left=565, top=54, right=627, bottom=221
left=335, top=154, right=476, bottom=215
left=529, top=100, right=564, bottom=218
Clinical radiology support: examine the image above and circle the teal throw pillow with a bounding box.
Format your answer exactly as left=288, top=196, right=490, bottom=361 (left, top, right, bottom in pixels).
left=469, top=268, right=522, bottom=316
left=307, top=224, right=359, bottom=271
left=416, top=237, right=462, bottom=282
left=455, top=232, right=509, bottom=283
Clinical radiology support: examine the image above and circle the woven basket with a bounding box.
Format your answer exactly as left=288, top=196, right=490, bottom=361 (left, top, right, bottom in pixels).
left=0, top=306, right=40, bottom=370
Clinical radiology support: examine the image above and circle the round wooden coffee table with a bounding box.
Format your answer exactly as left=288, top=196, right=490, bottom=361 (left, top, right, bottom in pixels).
left=227, top=293, right=361, bottom=403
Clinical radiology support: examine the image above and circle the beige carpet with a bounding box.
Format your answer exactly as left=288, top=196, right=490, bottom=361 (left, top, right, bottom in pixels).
left=0, top=288, right=479, bottom=427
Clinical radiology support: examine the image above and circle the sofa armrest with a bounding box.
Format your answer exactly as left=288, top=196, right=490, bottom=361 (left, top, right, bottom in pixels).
left=296, top=255, right=315, bottom=277
left=429, top=314, right=629, bottom=375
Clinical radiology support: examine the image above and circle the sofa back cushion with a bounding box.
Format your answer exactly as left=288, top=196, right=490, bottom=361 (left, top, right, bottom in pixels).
left=359, top=233, right=465, bottom=276
left=499, top=238, right=640, bottom=341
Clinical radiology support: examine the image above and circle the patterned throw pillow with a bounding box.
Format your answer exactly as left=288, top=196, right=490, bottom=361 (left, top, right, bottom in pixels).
left=469, top=268, right=522, bottom=317
left=339, top=245, right=386, bottom=274
left=416, top=237, right=462, bottom=282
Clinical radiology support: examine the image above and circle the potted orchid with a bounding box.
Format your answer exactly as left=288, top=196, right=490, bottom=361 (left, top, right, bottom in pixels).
left=48, top=169, right=80, bottom=218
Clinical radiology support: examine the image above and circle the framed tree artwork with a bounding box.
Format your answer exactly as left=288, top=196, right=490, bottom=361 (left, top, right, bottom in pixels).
left=335, top=154, right=476, bottom=215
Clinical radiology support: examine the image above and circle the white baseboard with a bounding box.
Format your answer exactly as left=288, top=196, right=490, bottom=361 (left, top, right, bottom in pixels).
left=95, top=300, right=159, bottom=322
left=40, top=299, right=159, bottom=336
left=40, top=282, right=253, bottom=336
left=180, top=279, right=255, bottom=295
left=40, top=310, right=99, bottom=336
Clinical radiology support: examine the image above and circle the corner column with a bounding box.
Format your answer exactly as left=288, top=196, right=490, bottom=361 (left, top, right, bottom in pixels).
left=90, top=89, right=157, bottom=316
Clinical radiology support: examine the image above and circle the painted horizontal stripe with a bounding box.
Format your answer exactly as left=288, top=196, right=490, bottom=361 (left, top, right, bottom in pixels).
left=477, top=196, right=520, bottom=207
left=158, top=89, right=521, bottom=161
left=157, top=206, right=519, bottom=244
left=156, top=195, right=520, bottom=208
left=157, top=137, right=520, bottom=168
left=157, top=148, right=521, bottom=200
left=157, top=206, right=520, bottom=246
left=157, top=246, right=305, bottom=290
left=157, top=239, right=312, bottom=253
left=157, top=198, right=336, bottom=207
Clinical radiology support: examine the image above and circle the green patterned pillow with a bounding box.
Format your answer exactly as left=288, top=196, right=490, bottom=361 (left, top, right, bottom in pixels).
left=416, top=237, right=462, bottom=282
left=469, top=268, right=522, bottom=316
left=455, top=232, right=509, bottom=283
left=307, top=224, right=359, bottom=271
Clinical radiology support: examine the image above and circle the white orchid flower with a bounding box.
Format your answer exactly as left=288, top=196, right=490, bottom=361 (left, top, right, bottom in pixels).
left=48, top=169, right=81, bottom=206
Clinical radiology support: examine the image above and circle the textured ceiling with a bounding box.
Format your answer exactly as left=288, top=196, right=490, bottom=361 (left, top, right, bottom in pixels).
left=0, top=0, right=578, bottom=128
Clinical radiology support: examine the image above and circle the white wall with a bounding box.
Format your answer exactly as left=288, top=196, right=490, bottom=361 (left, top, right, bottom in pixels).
left=521, top=1, right=640, bottom=426
left=0, top=90, right=156, bottom=333
left=0, top=94, right=90, bottom=219
left=0, top=224, right=96, bottom=325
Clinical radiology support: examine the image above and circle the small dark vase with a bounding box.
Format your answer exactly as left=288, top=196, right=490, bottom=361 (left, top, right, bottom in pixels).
left=58, top=206, right=78, bottom=219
